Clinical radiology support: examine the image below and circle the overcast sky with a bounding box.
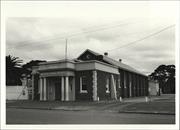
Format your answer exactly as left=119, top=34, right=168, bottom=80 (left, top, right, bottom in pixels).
left=4, top=1, right=178, bottom=75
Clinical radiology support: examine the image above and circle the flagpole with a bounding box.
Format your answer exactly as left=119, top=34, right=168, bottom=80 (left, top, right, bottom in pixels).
left=65, top=38, right=67, bottom=60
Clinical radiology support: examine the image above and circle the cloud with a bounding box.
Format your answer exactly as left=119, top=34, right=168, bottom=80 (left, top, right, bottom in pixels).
left=5, top=2, right=177, bottom=74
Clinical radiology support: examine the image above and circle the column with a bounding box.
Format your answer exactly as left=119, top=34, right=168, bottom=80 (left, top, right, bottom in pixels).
left=136, top=75, right=139, bottom=96
left=31, top=75, right=34, bottom=100
left=111, top=74, right=117, bottom=100
left=92, top=70, right=97, bottom=101
left=72, top=77, right=75, bottom=101
left=133, top=74, right=136, bottom=97
left=61, top=76, right=64, bottom=101
left=139, top=77, right=142, bottom=96
left=65, top=76, right=69, bottom=101
left=40, top=77, right=43, bottom=101
left=129, top=74, right=132, bottom=97
left=124, top=72, right=127, bottom=98
left=135, top=75, right=138, bottom=97
left=118, top=74, right=121, bottom=98
left=44, top=77, right=47, bottom=101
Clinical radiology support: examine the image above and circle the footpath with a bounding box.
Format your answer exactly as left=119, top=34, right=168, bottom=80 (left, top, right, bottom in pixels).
left=6, top=94, right=175, bottom=115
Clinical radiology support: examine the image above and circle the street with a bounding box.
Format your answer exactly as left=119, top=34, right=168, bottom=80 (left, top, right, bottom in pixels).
left=6, top=108, right=175, bottom=124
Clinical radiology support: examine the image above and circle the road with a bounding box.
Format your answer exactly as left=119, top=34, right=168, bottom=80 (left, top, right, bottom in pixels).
left=6, top=108, right=175, bottom=124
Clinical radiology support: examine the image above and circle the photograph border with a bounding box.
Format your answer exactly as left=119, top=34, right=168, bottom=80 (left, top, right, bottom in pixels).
left=1, top=1, right=179, bottom=129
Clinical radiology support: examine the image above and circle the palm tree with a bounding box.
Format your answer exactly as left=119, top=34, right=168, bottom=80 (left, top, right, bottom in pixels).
left=6, top=55, right=23, bottom=85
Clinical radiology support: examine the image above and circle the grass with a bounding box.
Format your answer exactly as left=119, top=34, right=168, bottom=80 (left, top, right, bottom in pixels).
left=6, top=100, right=123, bottom=109
left=6, top=94, right=175, bottom=114
left=120, top=101, right=175, bottom=113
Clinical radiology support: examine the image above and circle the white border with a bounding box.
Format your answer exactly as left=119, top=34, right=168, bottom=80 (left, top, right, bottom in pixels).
left=175, top=2, right=180, bottom=128
left=1, top=1, right=179, bottom=130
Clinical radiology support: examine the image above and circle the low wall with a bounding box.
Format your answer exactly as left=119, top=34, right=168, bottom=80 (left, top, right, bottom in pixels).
left=6, top=86, right=28, bottom=100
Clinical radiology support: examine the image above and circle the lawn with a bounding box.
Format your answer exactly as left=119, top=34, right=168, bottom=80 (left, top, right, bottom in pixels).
left=6, top=100, right=124, bottom=110
left=120, top=101, right=175, bottom=114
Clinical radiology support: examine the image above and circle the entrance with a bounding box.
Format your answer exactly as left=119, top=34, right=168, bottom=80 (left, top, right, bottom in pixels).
left=55, top=82, right=61, bottom=100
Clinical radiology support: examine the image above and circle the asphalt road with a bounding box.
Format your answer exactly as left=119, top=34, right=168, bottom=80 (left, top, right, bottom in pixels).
left=6, top=108, right=175, bottom=124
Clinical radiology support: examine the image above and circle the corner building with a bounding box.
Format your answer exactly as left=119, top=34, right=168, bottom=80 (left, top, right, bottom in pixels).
left=32, top=49, right=148, bottom=101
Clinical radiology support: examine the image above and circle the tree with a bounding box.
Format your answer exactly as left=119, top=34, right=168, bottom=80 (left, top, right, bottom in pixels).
left=149, top=65, right=175, bottom=94
left=22, top=60, right=46, bottom=76
left=6, top=55, right=23, bottom=85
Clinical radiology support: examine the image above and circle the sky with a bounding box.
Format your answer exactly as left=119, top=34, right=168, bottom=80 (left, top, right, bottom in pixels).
left=4, top=1, right=178, bottom=75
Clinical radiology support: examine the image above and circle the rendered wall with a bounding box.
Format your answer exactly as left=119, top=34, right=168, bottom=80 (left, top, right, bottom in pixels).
left=6, top=86, right=28, bottom=100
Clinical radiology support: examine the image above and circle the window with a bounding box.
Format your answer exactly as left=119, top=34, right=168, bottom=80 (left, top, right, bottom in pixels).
left=80, top=76, right=87, bottom=93
left=106, top=78, right=110, bottom=93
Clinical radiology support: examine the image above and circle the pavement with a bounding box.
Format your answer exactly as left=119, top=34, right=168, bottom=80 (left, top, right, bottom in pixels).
left=6, top=94, right=175, bottom=115
left=6, top=108, right=175, bottom=124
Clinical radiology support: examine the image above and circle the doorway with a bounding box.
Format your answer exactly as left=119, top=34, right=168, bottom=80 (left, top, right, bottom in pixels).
left=55, top=82, right=61, bottom=100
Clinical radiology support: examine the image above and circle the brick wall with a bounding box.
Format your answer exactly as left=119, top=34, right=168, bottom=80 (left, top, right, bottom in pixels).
left=75, top=70, right=93, bottom=100
left=96, top=70, right=119, bottom=100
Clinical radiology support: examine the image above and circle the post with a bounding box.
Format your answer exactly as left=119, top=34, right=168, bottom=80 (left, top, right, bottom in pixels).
left=145, top=96, right=149, bottom=102
left=119, top=96, right=123, bottom=102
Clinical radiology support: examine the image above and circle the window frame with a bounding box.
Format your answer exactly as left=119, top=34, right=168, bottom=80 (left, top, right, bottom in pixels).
left=80, top=76, right=88, bottom=93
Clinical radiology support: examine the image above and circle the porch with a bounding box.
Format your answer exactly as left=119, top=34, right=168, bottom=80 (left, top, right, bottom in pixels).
left=39, top=76, right=75, bottom=101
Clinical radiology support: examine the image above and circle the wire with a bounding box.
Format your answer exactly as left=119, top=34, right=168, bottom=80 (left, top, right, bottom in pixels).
left=106, top=24, right=175, bottom=52
left=10, top=20, right=134, bottom=48
left=11, top=19, right=131, bottom=46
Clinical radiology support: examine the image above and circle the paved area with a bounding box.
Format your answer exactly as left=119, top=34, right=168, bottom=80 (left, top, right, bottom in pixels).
left=6, top=108, right=175, bottom=124
left=6, top=94, right=175, bottom=124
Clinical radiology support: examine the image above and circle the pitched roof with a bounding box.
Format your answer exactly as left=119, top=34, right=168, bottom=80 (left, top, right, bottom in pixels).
left=79, top=49, right=146, bottom=76
left=103, top=56, right=145, bottom=76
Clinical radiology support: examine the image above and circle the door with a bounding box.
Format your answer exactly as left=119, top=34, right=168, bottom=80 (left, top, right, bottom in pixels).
left=55, top=82, right=61, bottom=100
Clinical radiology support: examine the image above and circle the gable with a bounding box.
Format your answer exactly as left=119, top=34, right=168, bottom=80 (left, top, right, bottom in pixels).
left=77, top=49, right=101, bottom=61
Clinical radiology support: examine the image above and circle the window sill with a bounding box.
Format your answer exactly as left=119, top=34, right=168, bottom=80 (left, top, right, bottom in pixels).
left=80, top=90, right=88, bottom=93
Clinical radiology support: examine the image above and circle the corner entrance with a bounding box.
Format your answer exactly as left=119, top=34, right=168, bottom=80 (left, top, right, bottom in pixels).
left=43, top=76, right=75, bottom=101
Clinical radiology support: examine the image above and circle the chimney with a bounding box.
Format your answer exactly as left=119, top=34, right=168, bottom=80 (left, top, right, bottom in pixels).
left=104, top=52, right=108, bottom=56
left=119, top=59, right=122, bottom=62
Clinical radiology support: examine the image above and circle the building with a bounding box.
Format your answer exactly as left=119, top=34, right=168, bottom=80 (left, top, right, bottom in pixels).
left=31, top=49, right=148, bottom=101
